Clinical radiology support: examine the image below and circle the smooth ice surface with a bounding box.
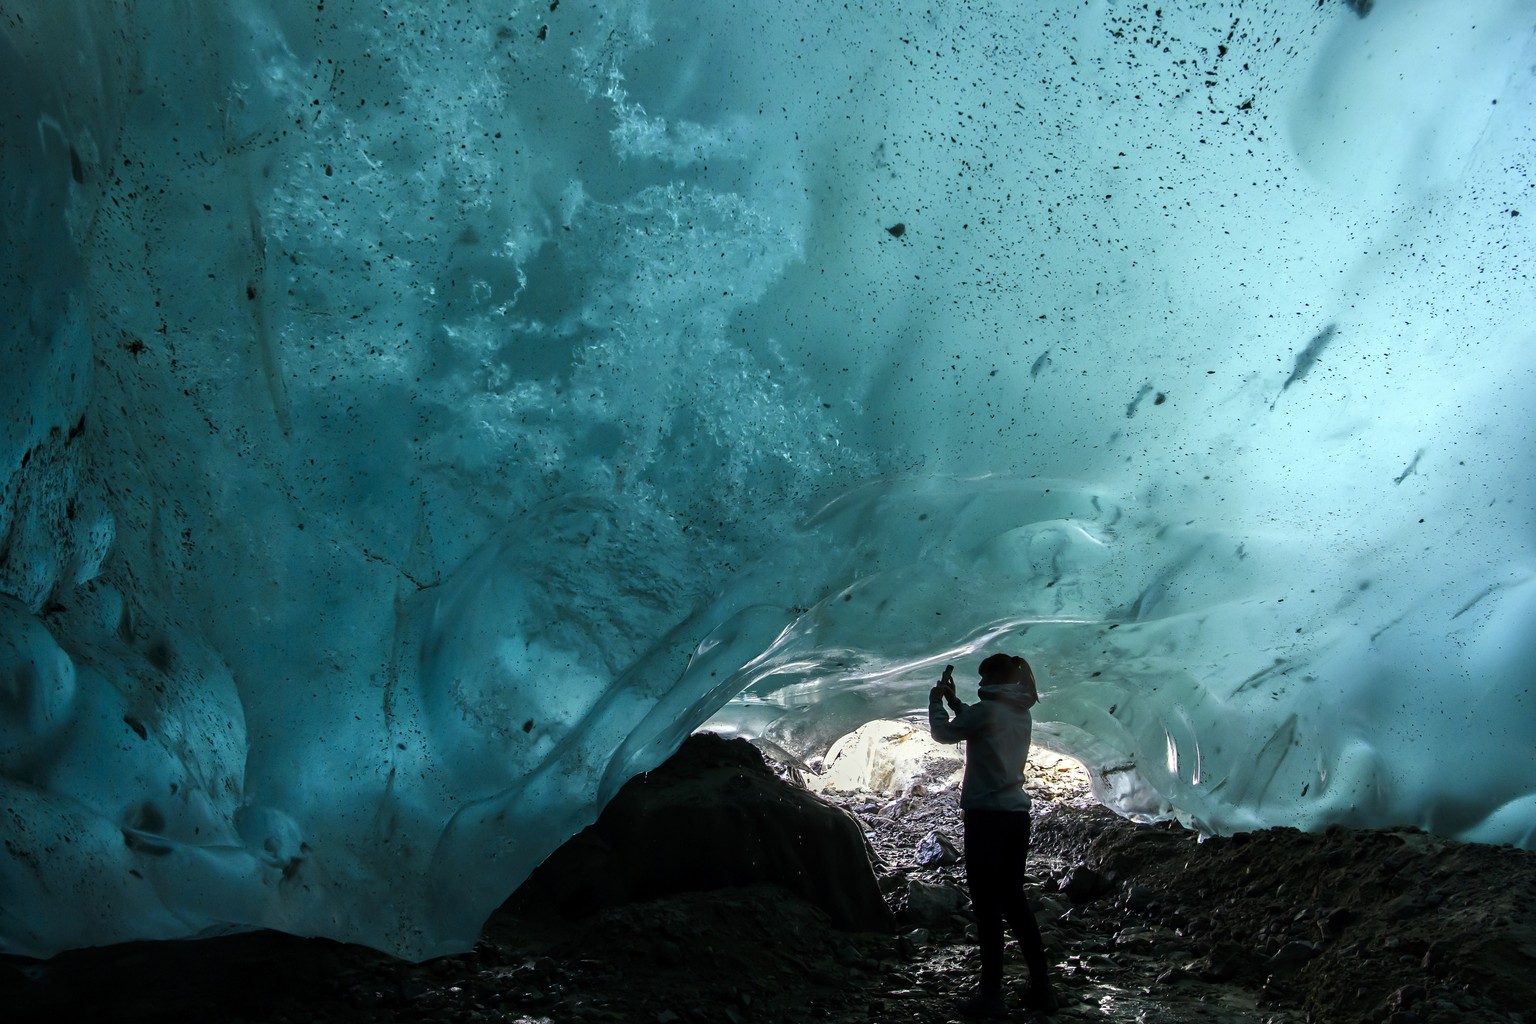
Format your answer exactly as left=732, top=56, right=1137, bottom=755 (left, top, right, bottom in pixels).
left=2, top=0, right=1534, bottom=959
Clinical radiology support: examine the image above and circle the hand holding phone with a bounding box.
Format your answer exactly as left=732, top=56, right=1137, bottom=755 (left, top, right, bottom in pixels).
left=931, top=664, right=958, bottom=707
left=940, top=664, right=963, bottom=711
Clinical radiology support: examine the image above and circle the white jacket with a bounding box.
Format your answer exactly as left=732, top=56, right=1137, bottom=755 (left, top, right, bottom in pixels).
left=928, top=683, right=1035, bottom=812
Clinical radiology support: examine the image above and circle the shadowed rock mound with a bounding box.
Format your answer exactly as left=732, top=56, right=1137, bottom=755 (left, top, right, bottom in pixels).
left=510, top=732, right=893, bottom=932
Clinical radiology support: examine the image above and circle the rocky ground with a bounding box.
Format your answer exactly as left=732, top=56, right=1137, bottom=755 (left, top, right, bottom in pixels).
left=5, top=732, right=1533, bottom=1024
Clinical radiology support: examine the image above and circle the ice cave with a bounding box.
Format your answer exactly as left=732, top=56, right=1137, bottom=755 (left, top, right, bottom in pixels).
left=2, top=0, right=1533, bottom=962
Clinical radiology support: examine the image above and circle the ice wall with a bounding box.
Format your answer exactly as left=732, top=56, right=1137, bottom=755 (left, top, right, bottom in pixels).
left=2, top=0, right=1534, bottom=959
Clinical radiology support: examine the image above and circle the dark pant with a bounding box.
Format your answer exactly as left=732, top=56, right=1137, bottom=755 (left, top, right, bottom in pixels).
left=963, top=809, right=1051, bottom=992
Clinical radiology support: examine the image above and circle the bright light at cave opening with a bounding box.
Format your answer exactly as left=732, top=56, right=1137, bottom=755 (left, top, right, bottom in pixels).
left=792, top=720, right=1092, bottom=804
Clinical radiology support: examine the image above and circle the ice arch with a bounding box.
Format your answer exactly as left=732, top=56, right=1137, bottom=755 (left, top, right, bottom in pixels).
left=2, top=0, right=1533, bottom=959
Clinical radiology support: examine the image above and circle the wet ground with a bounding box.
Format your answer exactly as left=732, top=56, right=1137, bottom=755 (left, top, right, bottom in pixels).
left=5, top=739, right=1533, bottom=1024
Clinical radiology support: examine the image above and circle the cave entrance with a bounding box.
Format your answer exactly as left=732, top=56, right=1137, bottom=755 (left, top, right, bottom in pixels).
left=797, top=719, right=1096, bottom=808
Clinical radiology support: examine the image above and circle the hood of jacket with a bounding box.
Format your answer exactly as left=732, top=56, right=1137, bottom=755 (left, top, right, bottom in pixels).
left=978, top=682, right=1035, bottom=708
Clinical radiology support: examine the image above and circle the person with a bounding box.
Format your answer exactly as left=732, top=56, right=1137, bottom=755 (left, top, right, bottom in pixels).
left=929, top=654, right=1059, bottom=1018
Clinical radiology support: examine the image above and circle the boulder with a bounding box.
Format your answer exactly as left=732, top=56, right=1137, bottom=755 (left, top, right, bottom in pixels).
left=905, top=879, right=969, bottom=928
left=915, top=830, right=960, bottom=868
left=510, top=733, right=893, bottom=932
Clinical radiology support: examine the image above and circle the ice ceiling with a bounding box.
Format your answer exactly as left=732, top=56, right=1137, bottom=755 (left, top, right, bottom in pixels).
left=2, top=0, right=1534, bottom=960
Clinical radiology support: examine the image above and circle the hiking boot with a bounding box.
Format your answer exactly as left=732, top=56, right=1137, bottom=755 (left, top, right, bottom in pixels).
left=958, top=987, right=1009, bottom=1018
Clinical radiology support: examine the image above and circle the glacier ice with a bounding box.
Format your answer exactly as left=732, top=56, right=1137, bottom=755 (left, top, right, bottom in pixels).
left=2, top=0, right=1534, bottom=959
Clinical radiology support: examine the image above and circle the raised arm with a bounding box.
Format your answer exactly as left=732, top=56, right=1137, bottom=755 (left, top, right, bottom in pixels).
left=928, top=665, right=972, bottom=744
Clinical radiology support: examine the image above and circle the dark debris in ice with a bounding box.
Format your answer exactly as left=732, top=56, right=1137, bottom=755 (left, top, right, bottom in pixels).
left=1271, top=324, right=1338, bottom=408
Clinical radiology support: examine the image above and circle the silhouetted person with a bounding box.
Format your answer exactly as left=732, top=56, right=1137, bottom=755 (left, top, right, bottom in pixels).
left=929, top=654, right=1058, bottom=1018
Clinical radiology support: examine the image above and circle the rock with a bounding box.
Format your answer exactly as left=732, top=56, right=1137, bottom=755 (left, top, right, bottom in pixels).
left=905, top=879, right=969, bottom=928
left=1057, top=865, right=1111, bottom=904
left=511, top=733, right=893, bottom=931
left=1124, top=884, right=1156, bottom=914
left=1194, top=941, right=1259, bottom=983
left=1034, top=894, right=1071, bottom=921
left=1267, top=939, right=1316, bottom=975
left=915, top=830, right=960, bottom=867
left=832, top=943, right=863, bottom=966
left=1111, top=926, right=1165, bottom=949
left=1320, top=906, right=1351, bottom=936
left=1389, top=983, right=1426, bottom=1010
